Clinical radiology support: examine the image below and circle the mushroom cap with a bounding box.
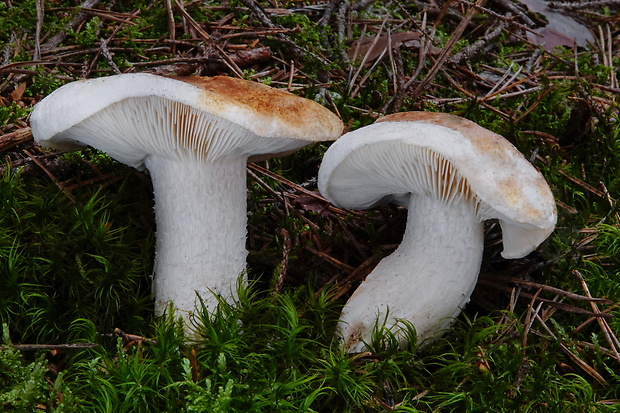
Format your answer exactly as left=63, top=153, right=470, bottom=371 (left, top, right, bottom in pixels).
left=31, top=73, right=343, bottom=168
left=318, top=112, right=557, bottom=259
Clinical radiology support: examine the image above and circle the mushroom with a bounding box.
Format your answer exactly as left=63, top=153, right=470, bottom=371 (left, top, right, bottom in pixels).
left=317, top=112, right=556, bottom=352
left=30, top=73, right=343, bottom=325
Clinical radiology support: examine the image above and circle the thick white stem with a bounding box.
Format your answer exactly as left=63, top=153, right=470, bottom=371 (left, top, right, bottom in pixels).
left=337, top=194, right=484, bottom=352
left=145, top=155, right=248, bottom=322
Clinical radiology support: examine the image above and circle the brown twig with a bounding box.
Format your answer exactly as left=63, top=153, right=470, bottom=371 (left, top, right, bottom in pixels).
left=558, top=169, right=605, bottom=198
left=481, top=275, right=613, bottom=304
left=164, top=0, right=176, bottom=55
left=34, top=0, right=44, bottom=61
left=173, top=0, right=244, bottom=77
left=548, top=0, right=620, bottom=9
left=573, top=270, right=620, bottom=363
left=247, top=163, right=366, bottom=218
left=41, top=0, right=103, bottom=52
left=239, top=0, right=328, bottom=66
left=275, top=228, right=291, bottom=293
left=23, top=149, right=76, bottom=204
left=0, top=127, right=33, bottom=152
left=112, top=328, right=157, bottom=345
left=0, top=343, right=99, bottom=351
left=409, top=0, right=487, bottom=101
left=478, top=278, right=614, bottom=318
left=330, top=254, right=382, bottom=300
left=448, top=20, right=506, bottom=64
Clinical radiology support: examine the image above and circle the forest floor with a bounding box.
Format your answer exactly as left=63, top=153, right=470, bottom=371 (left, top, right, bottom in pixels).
left=1, top=0, right=620, bottom=411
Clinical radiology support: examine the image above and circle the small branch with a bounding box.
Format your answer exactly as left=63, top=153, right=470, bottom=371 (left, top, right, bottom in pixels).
left=239, top=0, right=329, bottom=66
left=41, top=0, right=103, bottom=52
left=23, top=149, right=76, bottom=204
left=34, top=0, right=44, bottom=61
left=410, top=0, right=487, bottom=100
left=173, top=0, right=244, bottom=77
left=573, top=270, right=620, bottom=363
left=482, top=275, right=613, bottom=303
left=164, top=0, right=176, bottom=54
left=330, top=254, right=382, bottom=300
left=248, top=163, right=366, bottom=218
left=111, top=328, right=157, bottom=345
left=275, top=228, right=291, bottom=293
left=100, top=38, right=121, bottom=74
left=0, top=343, right=99, bottom=351
left=305, top=245, right=354, bottom=272
left=548, top=0, right=620, bottom=9
left=491, top=0, right=537, bottom=27
left=0, top=127, right=33, bottom=152
left=478, top=279, right=614, bottom=317
left=448, top=20, right=505, bottom=64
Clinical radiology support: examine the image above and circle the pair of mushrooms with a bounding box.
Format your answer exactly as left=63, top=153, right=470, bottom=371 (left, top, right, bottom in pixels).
left=30, top=73, right=556, bottom=352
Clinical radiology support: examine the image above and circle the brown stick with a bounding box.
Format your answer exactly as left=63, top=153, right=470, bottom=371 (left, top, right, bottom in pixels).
left=478, top=279, right=614, bottom=317
left=409, top=0, right=487, bottom=101
left=41, top=0, right=103, bottom=52
left=0, top=343, right=99, bottom=351
left=573, top=270, right=620, bottom=363
left=0, top=127, right=33, bottom=152
left=481, top=275, right=613, bottom=303
left=23, top=149, right=76, bottom=204
left=172, top=0, right=244, bottom=77
left=275, top=228, right=291, bottom=293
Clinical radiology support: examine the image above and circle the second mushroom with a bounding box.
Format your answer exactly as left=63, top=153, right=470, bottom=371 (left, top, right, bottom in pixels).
left=318, top=112, right=556, bottom=353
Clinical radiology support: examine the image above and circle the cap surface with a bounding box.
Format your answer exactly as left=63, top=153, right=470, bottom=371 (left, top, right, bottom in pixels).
left=31, top=73, right=343, bottom=168
left=318, top=112, right=557, bottom=258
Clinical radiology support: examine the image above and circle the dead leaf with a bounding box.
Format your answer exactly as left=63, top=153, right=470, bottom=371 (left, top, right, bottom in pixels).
left=348, top=32, right=432, bottom=64
left=519, top=0, right=594, bottom=50
left=10, top=82, right=27, bottom=102
left=294, top=193, right=330, bottom=216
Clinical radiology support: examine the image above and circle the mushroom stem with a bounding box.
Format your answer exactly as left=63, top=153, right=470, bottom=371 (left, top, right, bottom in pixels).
left=337, top=194, right=484, bottom=352
left=145, top=155, right=248, bottom=321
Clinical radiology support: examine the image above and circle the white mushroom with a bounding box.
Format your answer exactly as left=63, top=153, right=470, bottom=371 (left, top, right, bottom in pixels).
left=317, top=112, right=556, bottom=352
left=31, top=73, right=343, bottom=325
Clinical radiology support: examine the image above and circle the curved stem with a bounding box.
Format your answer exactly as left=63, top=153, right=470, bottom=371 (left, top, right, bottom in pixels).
left=145, top=155, right=248, bottom=322
left=337, top=194, right=484, bottom=352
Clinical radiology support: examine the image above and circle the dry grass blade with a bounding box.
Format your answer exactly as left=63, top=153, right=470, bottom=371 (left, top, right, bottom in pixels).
left=305, top=245, right=354, bottom=272
left=573, top=270, right=620, bottom=363
left=558, top=169, right=606, bottom=198
left=529, top=300, right=608, bottom=385
left=409, top=0, right=487, bottom=101
left=0, top=343, right=99, bottom=350
left=348, top=15, right=389, bottom=96
left=560, top=343, right=607, bottom=385
left=41, top=0, right=103, bottom=52
left=274, top=228, right=291, bottom=294
left=478, top=279, right=614, bottom=318
left=523, top=290, right=543, bottom=348
left=23, top=149, right=76, bottom=204
left=329, top=254, right=382, bottom=300
left=247, top=163, right=365, bottom=217
left=173, top=0, right=244, bottom=77
left=484, top=275, right=613, bottom=303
